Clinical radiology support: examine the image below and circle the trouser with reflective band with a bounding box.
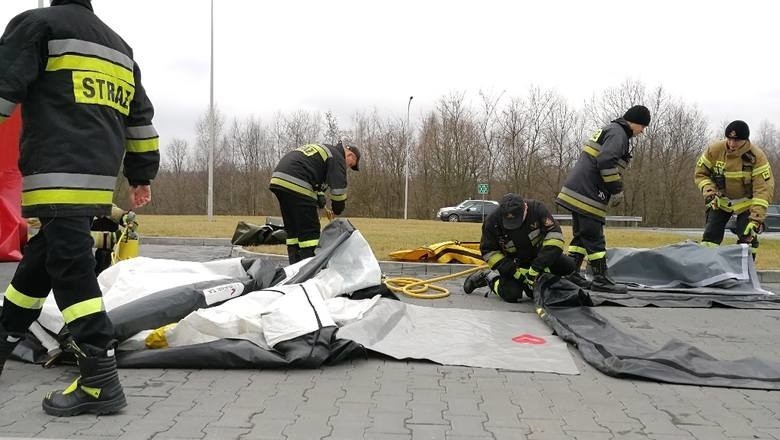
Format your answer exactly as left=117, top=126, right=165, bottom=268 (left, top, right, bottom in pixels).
left=272, top=189, right=321, bottom=264
left=702, top=209, right=758, bottom=255
left=489, top=254, right=576, bottom=303
left=569, top=212, right=606, bottom=261
left=0, top=216, right=114, bottom=348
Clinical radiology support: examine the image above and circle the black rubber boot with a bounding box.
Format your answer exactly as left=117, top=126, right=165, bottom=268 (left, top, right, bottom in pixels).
left=0, top=324, right=20, bottom=376
left=564, top=253, right=592, bottom=289
left=589, top=258, right=628, bottom=294
left=42, top=341, right=126, bottom=416
left=463, top=269, right=490, bottom=294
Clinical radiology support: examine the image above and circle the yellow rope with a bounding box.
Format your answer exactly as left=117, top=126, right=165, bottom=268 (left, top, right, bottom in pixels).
left=383, top=264, right=489, bottom=299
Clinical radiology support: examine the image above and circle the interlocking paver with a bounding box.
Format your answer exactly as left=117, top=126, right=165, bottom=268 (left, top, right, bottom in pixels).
left=1, top=242, right=779, bottom=440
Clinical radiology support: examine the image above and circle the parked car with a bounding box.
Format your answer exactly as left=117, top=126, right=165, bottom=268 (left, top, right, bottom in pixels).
left=437, top=200, right=499, bottom=223
left=726, top=204, right=780, bottom=234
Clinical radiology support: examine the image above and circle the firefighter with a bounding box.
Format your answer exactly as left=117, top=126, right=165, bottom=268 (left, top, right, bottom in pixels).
left=555, top=105, right=651, bottom=294
left=269, top=140, right=361, bottom=264
left=0, top=0, right=159, bottom=416
left=695, top=120, right=774, bottom=258
left=463, top=193, right=590, bottom=302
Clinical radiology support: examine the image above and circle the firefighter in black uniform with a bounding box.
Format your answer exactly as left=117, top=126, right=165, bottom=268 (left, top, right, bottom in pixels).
left=0, top=0, right=159, bottom=416
left=555, top=105, right=650, bottom=294
left=463, top=193, right=588, bottom=302
left=269, top=140, right=361, bottom=264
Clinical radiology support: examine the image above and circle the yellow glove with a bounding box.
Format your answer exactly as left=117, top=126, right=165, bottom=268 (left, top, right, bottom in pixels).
left=710, top=195, right=732, bottom=211
left=743, top=220, right=763, bottom=239
left=524, top=267, right=539, bottom=289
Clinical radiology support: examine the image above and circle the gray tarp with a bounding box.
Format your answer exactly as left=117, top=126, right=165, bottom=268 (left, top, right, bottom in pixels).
left=536, top=243, right=780, bottom=389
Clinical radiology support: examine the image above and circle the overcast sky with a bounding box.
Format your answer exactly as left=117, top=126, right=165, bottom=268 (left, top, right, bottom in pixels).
left=1, top=0, right=779, bottom=146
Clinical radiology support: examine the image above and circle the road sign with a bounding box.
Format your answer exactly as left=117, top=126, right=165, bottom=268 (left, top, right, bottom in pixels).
left=477, top=183, right=489, bottom=195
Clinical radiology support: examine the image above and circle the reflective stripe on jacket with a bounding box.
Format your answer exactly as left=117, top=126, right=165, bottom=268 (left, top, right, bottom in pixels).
left=481, top=199, right=566, bottom=273
left=694, top=140, right=774, bottom=222
left=0, top=1, right=159, bottom=217
left=269, top=143, right=348, bottom=202
left=556, top=119, right=632, bottom=221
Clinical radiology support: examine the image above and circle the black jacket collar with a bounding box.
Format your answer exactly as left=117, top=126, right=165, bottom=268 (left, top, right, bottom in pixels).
left=50, top=0, right=93, bottom=11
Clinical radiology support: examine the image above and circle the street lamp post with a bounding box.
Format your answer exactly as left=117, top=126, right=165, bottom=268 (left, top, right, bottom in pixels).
left=403, top=96, right=413, bottom=220
left=207, top=0, right=215, bottom=221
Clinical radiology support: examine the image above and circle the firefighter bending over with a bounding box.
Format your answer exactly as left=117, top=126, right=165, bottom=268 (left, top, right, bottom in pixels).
left=555, top=105, right=651, bottom=294
left=695, top=120, right=774, bottom=259
left=269, top=140, right=361, bottom=264
left=463, top=193, right=590, bottom=302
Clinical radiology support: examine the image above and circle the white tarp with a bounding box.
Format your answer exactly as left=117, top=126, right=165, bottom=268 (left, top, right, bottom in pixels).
left=31, top=226, right=579, bottom=374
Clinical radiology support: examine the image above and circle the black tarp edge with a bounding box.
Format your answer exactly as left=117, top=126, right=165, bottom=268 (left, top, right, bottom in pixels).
left=535, top=274, right=780, bottom=390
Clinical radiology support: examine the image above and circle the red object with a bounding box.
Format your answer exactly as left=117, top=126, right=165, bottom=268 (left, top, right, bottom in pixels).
left=0, top=108, right=26, bottom=262
left=512, top=334, right=546, bottom=345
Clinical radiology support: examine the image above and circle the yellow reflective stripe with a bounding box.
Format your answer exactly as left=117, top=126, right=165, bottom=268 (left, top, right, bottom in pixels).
left=557, top=193, right=606, bottom=218
left=61, top=297, right=104, bottom=324
left=753, top=164, right=771, bottom=176
left=602, top=174, right=620, bottom=183
left=568, top=246, right=587, bottom=256
left=285, top=238, right=299, bottom=245
left=542, top=238, right=565, bottom=250
left=4, top=284, right=46, bottom=310
left=22, top=189, right=113, bottom=206
left=46, top=54, right=134, bottom=85
left=63, top=378, right=80, bottom=395
left=485, top=252, right=505, bottom=268
left=269, top=177, right=317, bottom=199
left=700, top=241, right=719, bottom=248
left=731, top=199, right=753, bottom=212
left=586, top=252, right=606, bottom=261
left=298, top=239, right=319, bottom=249
left=80, top=385, right=101, bottom=398
left=751, top=247, right=758, bottom=254
left=527, top=267, right=540, bottom=277
left=126, top=138, right=159, bottom=153
left=753, top=198, right=770, bottom=208
left=330, top=193, right=347, bottom=202
left=698, top=179, right=714, bottom=190
left=583, top=146, right=599, bottom=157
left=313, top=144, right=329, bottom=161
left=724, top=171, right=750, bottom=179
left=698, top=154, right=712, bottom=168
left=513, top=267, right=529, bottom=279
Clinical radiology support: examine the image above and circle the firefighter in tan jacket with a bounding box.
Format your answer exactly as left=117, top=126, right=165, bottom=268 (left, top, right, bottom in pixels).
left=694, top=120, right=774, bottom=258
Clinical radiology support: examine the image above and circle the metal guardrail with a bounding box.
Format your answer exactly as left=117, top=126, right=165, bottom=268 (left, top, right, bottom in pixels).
left=552, top=214, right=642, bottom=227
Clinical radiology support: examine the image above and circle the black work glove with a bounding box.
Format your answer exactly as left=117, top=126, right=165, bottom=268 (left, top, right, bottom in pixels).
left=331, top=200, right=345, bottom=216
left=316, top=192, right=326, bottom=209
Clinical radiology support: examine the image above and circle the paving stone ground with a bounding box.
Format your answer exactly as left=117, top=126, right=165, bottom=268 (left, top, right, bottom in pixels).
left=1, top=242, right=779, bottom=440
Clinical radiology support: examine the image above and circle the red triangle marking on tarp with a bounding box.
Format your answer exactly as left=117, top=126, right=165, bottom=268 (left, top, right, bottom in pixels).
left=512, top=334, right=546, bottom=345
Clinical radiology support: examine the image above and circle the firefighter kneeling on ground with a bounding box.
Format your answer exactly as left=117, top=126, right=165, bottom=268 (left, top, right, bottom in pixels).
left=463, top=193, right=591, bottom=302
left=695, top=120, right=774, bottom=259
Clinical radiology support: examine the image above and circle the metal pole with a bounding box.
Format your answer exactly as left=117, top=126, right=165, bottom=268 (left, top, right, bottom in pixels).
left=38, top=0, right=44, bottom=8
left=403, top=96, right=413, bottom=220
left=207, top=0, right=214, bottom=221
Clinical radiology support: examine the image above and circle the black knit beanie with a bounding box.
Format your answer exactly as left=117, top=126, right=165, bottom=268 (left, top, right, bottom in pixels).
left=623, top=105, right=651, bottom=126
left=725, top=120, right=750, bottom=140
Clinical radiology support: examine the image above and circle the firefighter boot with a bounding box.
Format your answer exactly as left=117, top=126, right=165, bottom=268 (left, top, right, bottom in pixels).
left=0, top=324, right=20, bottom=376
left=463, top=269, right=491, bottom=294
left=564, top=253, right=592, bottom=289
left=42, top=341, right=126, bottom=416
left=589, top=258, right=628, bottom=294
